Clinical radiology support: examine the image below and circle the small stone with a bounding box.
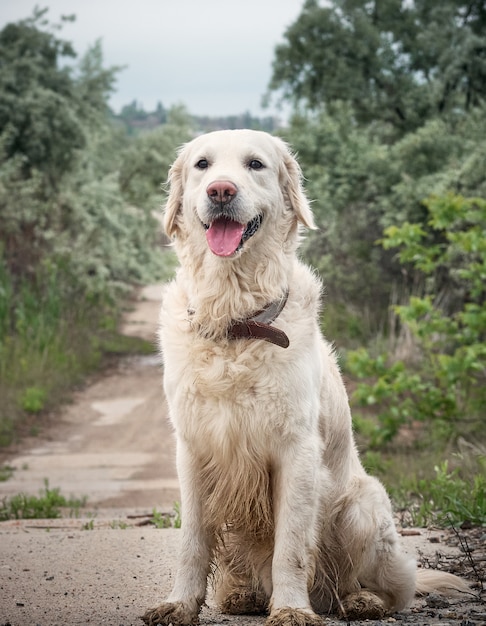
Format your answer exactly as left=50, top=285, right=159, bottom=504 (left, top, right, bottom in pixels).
left=425, top=593, right=450, bottom=609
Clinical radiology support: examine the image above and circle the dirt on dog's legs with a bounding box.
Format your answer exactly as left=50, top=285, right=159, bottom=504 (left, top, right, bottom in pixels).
left=267, top=438, right=325, bottom=626
left=143, top=441, right=213, bottom=626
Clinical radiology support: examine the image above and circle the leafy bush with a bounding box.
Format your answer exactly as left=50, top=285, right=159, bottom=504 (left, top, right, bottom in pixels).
left=348, top=194, right=486, bottom=448
left=20, top=386, right=47, bottom=413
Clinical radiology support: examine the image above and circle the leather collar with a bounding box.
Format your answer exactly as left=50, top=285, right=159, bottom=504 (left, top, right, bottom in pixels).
left=228, top=289, right=290, bottom=348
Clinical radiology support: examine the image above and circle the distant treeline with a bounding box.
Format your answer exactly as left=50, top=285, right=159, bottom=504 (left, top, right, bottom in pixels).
left=114, top=99, right=280, bottom=135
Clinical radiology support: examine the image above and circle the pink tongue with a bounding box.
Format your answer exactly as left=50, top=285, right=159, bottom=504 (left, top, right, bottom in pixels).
left=206, top=218, right=245, bottom=257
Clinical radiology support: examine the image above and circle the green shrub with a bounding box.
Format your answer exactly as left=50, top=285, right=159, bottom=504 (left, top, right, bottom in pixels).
left=348, top=194, right=486, bottom=448
left=20, top=386, right=47, bottom=413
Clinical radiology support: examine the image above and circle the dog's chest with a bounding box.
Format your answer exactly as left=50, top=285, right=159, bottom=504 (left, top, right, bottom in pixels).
left=164, top=339, right=301, bottom=450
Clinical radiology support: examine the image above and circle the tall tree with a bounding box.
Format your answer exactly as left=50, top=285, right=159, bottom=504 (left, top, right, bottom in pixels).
left=0, top=8, right=118, bottom=186
left=0, top=9, right=123, bottom=281
left=268, top=0, right=486, bottom=133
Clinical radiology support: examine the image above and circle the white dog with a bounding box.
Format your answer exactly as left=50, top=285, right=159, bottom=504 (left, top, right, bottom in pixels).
left=143, top=130, right=467, bottom=626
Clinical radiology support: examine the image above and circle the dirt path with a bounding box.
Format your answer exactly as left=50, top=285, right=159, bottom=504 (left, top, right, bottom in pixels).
left=0, top=283, right=179, bottom=514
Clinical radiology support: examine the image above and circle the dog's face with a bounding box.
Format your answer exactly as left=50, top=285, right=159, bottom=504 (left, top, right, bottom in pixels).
left=164, top=130, right=315, bottom=260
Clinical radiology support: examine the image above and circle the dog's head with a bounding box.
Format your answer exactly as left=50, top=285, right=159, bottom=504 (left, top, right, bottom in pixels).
left=164, top=130, right=315, bottom=259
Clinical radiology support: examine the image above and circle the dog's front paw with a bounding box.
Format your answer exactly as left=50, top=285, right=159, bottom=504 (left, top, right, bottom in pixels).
left=340, top=591, right=386, bottom=620
left=141, top=601, right=199, bottom=626
left=266, top=608, right=324, bottom=626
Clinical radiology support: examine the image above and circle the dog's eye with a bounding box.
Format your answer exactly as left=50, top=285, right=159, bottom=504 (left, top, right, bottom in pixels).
left=195, top=159, right=209, bottom=169
left=248, top=159, right=264, bottom=170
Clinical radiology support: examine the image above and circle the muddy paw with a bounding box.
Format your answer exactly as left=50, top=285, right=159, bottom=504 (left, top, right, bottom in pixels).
left=220, top=588, right=268, bottom=615
left=266, top=607, right=324, bottom=626
left=141, top=601, right=199, bottom=626
left=340, top=590, right=386, bottom=620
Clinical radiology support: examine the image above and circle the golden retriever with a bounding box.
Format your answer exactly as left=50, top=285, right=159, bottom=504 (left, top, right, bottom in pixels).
left=143, top=130, right=467, bottom=626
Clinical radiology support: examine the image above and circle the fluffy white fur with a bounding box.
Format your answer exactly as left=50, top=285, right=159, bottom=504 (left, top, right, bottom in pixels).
left=143, top=130, right=468, bottom=626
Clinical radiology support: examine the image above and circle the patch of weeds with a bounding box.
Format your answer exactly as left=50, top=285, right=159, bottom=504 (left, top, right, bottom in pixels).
left=82, top=519, right=95, bottom=530
left=150, top=503, right=182, bottom=529
left=391, top=457, right=486, bottom=528
left=361, top=450, right=390, bottom=476
left=0, top=417, right=14, bottom=447
left=110, top=520, right=128, bottom=529
left=0, top=479, right=87, bottom=521
left=20, top=386, right=47, bottom=413
left=150, top=508, right=173, bottom=528
left=0, top=464, right=14, bottom=482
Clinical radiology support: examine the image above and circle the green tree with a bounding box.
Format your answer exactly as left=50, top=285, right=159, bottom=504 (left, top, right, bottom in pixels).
left=279, top=101, right=486, bottom=338
left=269, top=0, right=486, bottom=134
left=0, top=8, right=121, bottom=281
left=0, top=8, right=118, bottom=185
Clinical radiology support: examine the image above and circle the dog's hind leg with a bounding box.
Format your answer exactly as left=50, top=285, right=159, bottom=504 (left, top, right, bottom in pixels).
left=333, top=475, right=416, bottom=620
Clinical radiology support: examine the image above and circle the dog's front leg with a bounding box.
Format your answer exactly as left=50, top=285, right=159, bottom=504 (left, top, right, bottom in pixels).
left=267, top=440, right=325, bottom=626
left=143, top=440, right=213, bottom=626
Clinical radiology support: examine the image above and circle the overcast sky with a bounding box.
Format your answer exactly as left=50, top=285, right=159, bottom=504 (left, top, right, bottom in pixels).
left=1, top=1, right=304, bottom=118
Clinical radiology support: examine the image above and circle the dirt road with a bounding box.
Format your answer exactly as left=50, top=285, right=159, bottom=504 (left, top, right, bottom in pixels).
left=0, top=283, right=179, bottom=513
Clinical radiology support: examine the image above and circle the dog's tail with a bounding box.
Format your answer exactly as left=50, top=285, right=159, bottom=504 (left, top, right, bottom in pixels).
left=416, top=569, right=471, bottom=596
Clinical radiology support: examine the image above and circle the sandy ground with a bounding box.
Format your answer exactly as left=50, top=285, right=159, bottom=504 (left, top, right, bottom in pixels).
left=0, top=284, right=484, bottom=626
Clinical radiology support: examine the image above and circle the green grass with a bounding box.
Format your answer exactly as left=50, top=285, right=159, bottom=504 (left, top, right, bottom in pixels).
left=362, top=448, right=486, bottom=528
left=0, top=465, right=14, bottom=482
left=97, top=331, right=155, bottom=356
left=0, top=479, right=87, bottom=521
left=391, top=460, right=486, bottom=528
left=150, top=503, right=181, bottom=529
left=0, top=265, right=157, bottom=447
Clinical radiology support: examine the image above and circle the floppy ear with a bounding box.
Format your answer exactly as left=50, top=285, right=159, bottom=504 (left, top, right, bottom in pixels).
left=280, top=143, right=317, bottom=230
left=163, top=153, right=184, bottom=238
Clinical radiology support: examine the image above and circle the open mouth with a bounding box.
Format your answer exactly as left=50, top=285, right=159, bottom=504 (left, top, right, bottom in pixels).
left=203, top=214, right=262, bottom=257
